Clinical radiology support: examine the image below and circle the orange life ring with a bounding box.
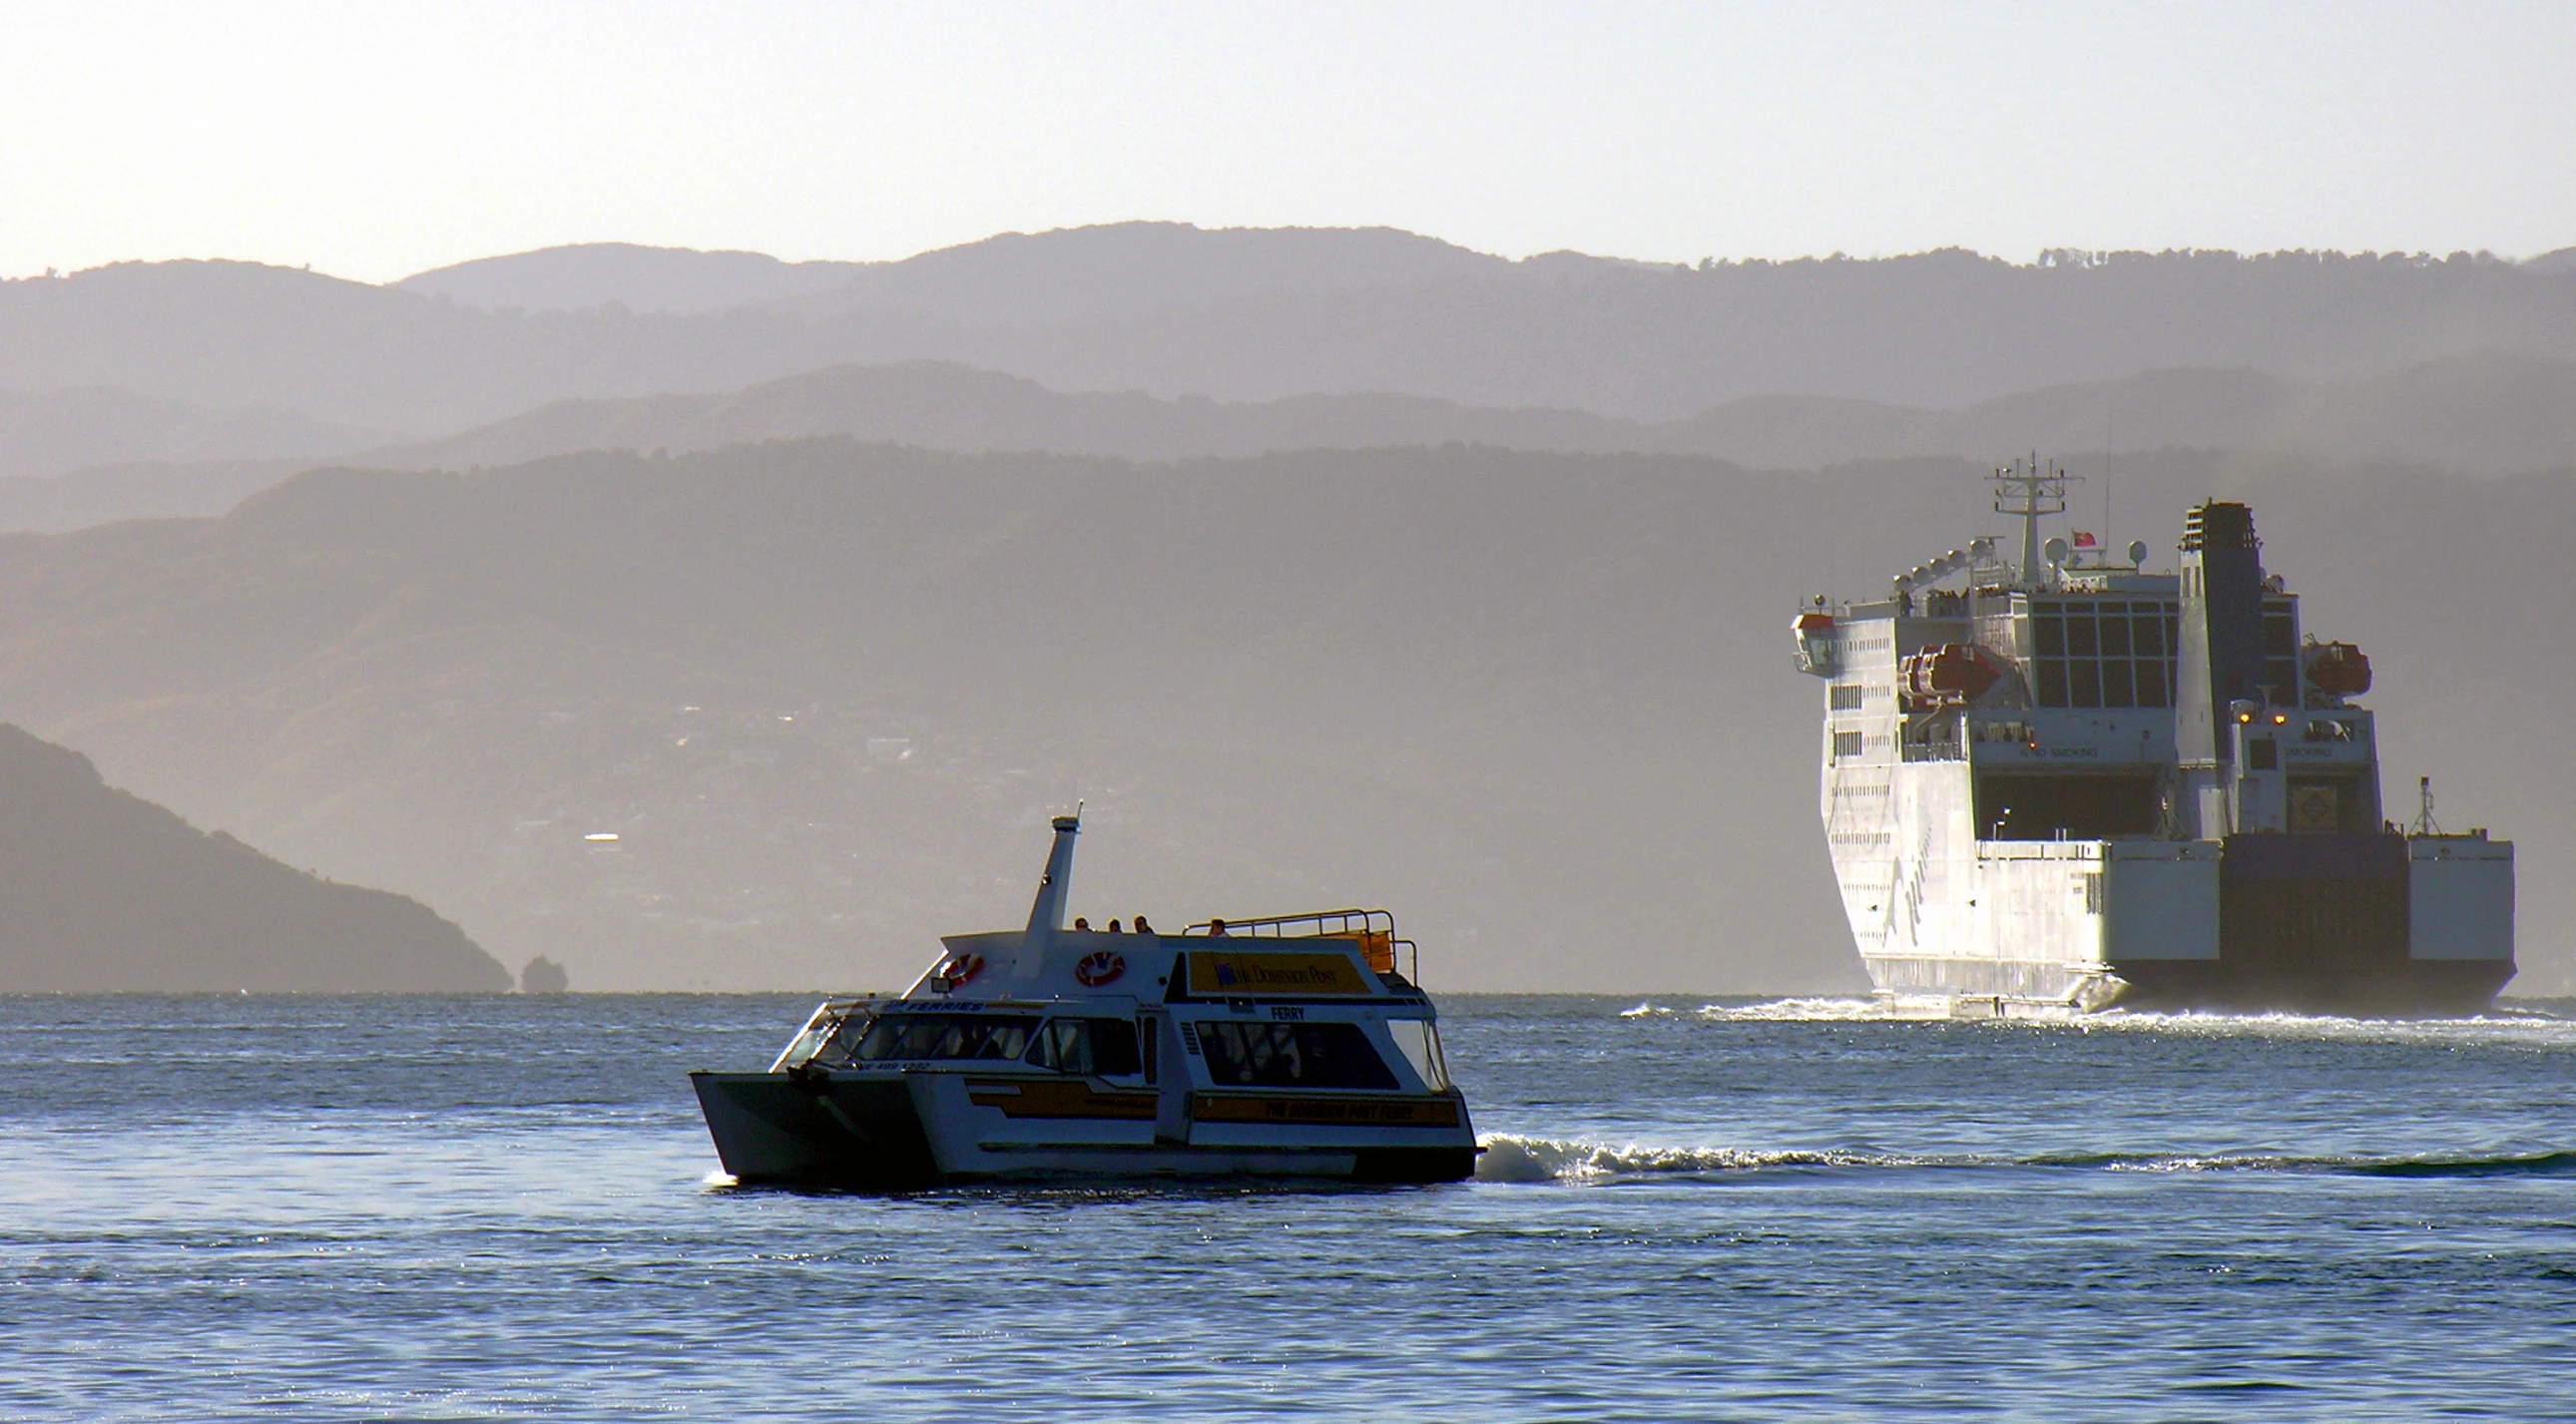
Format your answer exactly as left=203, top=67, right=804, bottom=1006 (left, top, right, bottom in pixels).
left=937, top=952, right=985, bottom=988
left=1074, top=949, right=1126, bottom=987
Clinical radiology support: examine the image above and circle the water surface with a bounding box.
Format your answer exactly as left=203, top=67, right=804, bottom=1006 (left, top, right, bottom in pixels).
left=3, top=993, right=2571, bottom=1420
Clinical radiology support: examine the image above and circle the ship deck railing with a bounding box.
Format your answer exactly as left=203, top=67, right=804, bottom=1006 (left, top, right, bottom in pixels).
left=1183, top=908, right=1415, bottom=981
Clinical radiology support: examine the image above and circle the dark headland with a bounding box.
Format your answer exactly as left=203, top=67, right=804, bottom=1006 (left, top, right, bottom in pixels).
left=0, top=723, right=510, bottom=992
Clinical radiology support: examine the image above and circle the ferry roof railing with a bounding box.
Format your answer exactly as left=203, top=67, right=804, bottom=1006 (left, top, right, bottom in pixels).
left=1182, top=908, right=1416, bottom=982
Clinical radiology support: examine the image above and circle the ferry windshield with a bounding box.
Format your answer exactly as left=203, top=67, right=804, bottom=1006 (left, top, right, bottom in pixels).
left=1197, top=1020, right=1397, bottom=1090
left=852, top=1014, right=1037, bottom=1062
left=1384, top=1019, right=1451, bottom=1092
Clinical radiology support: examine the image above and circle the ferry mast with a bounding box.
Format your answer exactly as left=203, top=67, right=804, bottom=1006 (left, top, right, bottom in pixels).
left=1990, top=453, right=2076, bottom=587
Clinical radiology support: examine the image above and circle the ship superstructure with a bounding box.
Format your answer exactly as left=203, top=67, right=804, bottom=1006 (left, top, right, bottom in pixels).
left=1795, top=458, right=2513, bottom=1013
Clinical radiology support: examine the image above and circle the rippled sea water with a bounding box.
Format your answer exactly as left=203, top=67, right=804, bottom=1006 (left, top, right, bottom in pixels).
left=4, top=993, right=2574, bottom=1420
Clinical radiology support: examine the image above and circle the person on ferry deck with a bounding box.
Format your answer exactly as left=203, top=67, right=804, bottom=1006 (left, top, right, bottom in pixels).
left=1073, top=917, right=1090, bottom=931
left=1107, top=919, right=1124, bottom=933
left=1133, top=914, right=1154, bottom=935
left=1209, top=918, right=1230, bottom=936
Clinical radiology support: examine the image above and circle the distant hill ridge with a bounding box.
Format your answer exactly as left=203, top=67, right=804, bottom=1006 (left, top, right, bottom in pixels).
left=12, top=229, right=2576, bottom=433
left=8, top=351, right=2574, bottom=535
left=0, top=723, right=510, bottom=992
left=399, top=224, right=1514, bottom=321
left=378, top=352, right=2576, bottom=477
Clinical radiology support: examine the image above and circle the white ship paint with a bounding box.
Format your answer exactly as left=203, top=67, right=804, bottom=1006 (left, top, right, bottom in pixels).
left=1796, top=459, right=2513, bottom=1014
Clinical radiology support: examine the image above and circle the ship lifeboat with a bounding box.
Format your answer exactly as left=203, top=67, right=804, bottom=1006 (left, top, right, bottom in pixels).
left=2304, top=642, right=2371, bottom=699
left=1901, top=644, right=2001, bottom=707
left=1793, top=611, right=1837, bottom=676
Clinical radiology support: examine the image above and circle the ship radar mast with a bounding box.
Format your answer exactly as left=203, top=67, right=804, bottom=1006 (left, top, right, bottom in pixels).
left=1988, top=453, right=2080, bottom=587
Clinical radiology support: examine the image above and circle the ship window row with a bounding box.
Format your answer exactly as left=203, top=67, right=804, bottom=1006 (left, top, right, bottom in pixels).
left=1829, top=683, right=1865, bottom=711
left=2034, top=602, right=2178, bottom=710
left=2034, top=602, right=2177, bottom=659
left=851, top=1012, right=1143, bottom=1075
left=2036, top=658, right=2178, bottom=710
left=1197, top=1020, right=1398, bottom=1090
left=1831, top=730, right=1864, bottom=757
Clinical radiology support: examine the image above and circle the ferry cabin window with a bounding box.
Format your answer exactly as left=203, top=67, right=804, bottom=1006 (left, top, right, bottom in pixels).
left=851, top=1014, right=1037, bottom=1062
left=1024, top=1018, right=1143, bottom=1076
left=2031, top=601, right=2179, bottom=711
left=1197, top=1020, right=1400, bottom=1090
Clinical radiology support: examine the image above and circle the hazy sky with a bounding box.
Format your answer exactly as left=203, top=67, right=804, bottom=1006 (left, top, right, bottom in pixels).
left=5, top=1, right=2572, bottom=282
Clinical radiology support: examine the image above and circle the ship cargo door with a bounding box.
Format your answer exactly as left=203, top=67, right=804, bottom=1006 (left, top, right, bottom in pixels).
left=2287, top=776, right=2360, bottom=834
left=2220, top=834, right=2407, bottom=988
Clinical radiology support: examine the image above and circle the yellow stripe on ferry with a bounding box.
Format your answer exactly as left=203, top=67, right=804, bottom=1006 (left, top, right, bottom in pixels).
left=1190, top=1094, right=1461, bottom=1127
left=966, top=1078, right=1159, bottom=1120
left=1184, top=951, right=1373, bottom=996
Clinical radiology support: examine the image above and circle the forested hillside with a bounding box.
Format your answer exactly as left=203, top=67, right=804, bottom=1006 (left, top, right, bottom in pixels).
left=0, top=441, right=2559, bottom=993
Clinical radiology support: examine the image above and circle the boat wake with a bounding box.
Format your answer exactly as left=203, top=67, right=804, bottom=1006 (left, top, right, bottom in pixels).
left=1474, top=1135, right=2576, bottom=1184
left=1685, top=996, right=1960, bottom=1022
left=1474, top=1135, right=1944, bottom=1182
left=1620, top=996, right=2576, bottom=1041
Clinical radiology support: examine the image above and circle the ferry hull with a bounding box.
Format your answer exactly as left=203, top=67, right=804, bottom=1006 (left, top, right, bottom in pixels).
left=693, top=1071, right=942, bottom=1189
left=693, top=1070, right=1477, bottom=1188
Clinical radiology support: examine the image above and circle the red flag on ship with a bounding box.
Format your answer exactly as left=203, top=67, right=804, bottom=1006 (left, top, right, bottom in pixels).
left=2072, top=531, right=2099, bottom=548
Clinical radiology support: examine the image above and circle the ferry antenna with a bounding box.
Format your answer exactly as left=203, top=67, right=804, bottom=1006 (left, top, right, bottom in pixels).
left=1988, top=452, right=2080, bottom=586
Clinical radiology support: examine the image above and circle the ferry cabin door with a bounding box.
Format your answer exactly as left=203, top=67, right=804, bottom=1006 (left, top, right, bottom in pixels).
left=1140, top=1009, right=1191, bottom=1146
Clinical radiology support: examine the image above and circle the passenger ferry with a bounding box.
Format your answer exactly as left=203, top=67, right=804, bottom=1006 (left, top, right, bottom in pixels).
left=1795, top=458, right=2514, bottom=1014
left=692, top=813, right=1476, bottom=1187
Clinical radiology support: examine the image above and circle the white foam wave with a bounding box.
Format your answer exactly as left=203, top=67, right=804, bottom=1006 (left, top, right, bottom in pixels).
left=1692, top=995, right=1959, bottom=1022
left=1476, top=1138, right=2576, bottom=1183
left=1475, top=1134, right=1935, bottom=1183
left=2084, top=1007, right=2576, bottom=1046
left=1649, top=997, right=2576, bottom=1042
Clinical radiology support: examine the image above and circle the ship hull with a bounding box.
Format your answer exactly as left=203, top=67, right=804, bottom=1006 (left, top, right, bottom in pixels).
left=693, top=1070, right=1478, bottom=1188
left=2108, top=958, right=2516, bottom=1016
left=1835, top=830, right=2515, bottom=1017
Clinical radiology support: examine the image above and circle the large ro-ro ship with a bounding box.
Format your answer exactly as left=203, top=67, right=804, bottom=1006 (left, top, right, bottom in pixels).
left=1796, top=459, right=2513, bottom=1014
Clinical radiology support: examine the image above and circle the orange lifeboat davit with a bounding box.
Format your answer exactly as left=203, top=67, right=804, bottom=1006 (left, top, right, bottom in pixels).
left=1901, top=644, right=2001, bottom=708
left=2304, top=642, right=2371, bottom=700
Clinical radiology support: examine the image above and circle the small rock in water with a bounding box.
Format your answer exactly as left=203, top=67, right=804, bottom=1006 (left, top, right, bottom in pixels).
left=519, top=956, right=571, bottom=994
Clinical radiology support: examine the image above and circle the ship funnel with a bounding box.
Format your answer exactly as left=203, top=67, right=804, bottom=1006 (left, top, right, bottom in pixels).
left=1024, top=809, right=1083, bottom=936
left=2175, top=502, right=2268, bottom=835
